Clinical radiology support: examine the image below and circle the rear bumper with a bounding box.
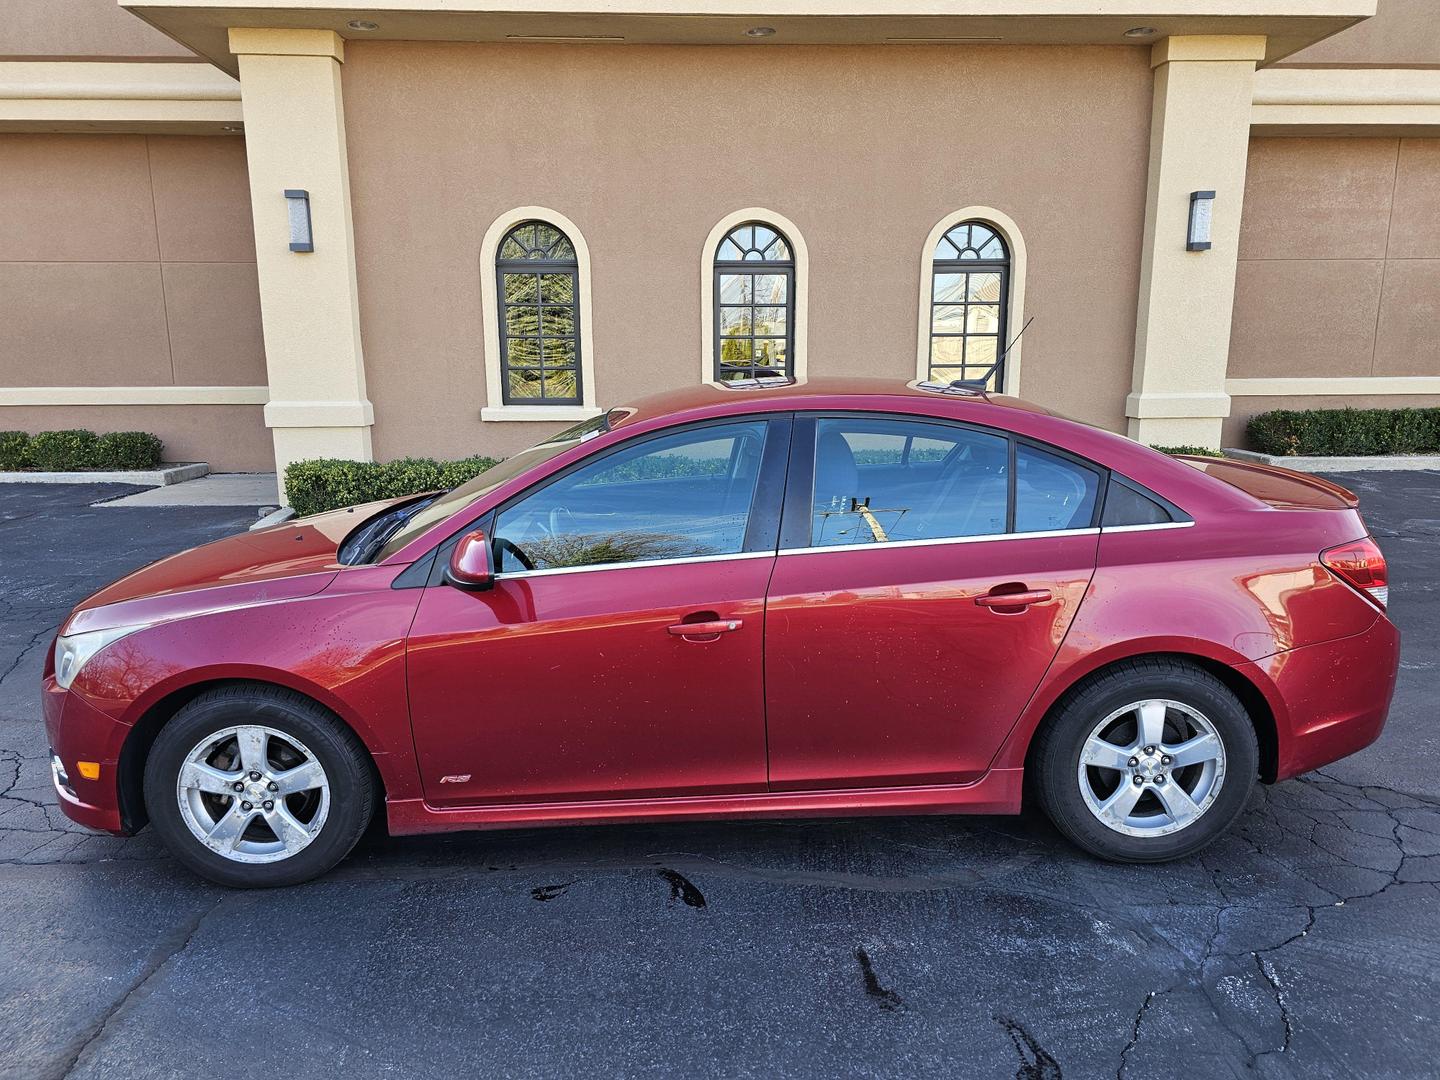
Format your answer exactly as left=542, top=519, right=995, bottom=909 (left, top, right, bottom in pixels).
left=43, top=676, right=128, bottom=834
left=1246, top=613, right=1400, bottom=782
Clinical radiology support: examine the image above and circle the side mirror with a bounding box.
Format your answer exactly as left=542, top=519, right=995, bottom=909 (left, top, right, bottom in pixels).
left=445, top=529, right=493, bottom=590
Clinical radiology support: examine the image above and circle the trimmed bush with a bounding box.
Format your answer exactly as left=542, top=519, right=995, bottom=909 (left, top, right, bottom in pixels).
left=1151, top=444, right=1224, bottom=458
left=0, top=432, right=29, bottom=470
left=93, top=431, right=164, bottom=470
left=0, top=429, right=164, bottom=472
left=27, top=430, right=101, bottom=471
left=1247, top=407, right=1440, bottom=457
left=285, top=455, right=501, bottom=517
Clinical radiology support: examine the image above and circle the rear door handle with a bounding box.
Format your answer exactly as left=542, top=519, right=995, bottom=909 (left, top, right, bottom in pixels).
left=974, top=589, right=1052, bottom=610
left=667, top=619, right=743, bottom=637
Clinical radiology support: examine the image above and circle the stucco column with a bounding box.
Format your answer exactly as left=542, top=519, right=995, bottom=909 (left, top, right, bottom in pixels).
left=229, top=28, right=372, bottom=493
left=1127, top=35, right=1266, bottom=448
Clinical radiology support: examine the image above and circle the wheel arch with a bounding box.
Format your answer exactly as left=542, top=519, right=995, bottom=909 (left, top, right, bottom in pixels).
left=1013, top=650, right=1281, bottom=788
left=117, top=677, right=391, bottom=834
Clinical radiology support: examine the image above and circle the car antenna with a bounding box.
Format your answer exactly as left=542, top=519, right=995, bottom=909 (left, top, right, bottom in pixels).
left=999, top=315, right=1034, bottom=364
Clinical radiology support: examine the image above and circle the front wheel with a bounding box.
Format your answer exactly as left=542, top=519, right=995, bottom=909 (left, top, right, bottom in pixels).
left=1032, top=659, right=1258, bottom=863
left=143, top=686, right=376, bottom=887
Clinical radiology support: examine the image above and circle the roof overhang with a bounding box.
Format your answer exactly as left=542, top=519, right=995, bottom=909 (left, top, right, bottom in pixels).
left=121, top=1, right=1377, bottom=77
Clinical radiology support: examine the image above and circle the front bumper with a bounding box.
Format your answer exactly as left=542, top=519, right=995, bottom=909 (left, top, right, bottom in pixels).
left=43, top=675, right=128, bottom=834
left=1246, top=613, right=1401, bottom=781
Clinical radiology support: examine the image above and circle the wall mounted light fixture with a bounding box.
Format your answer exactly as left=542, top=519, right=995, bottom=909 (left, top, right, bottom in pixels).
left=1187, top=190, right=1215, bottom=251
left=285, top=189, right=314, bottom=252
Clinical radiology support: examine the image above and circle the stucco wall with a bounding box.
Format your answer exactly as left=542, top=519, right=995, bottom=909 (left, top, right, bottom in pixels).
left=0, top=133, right=271, bottom=470
left=1227, top=136, right=1440, bottom=440
left=341, top=42, right=1152, bottom=461
left=1283, top=0, right=1440, bottom=68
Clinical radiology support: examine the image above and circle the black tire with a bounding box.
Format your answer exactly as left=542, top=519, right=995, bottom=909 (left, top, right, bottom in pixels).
left=143, top=685, right=376, bottom=888
left=1031, top=658, right=1258, bottom=863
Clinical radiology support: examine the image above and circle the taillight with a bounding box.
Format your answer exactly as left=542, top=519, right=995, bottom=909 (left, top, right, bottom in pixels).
left=1321, top=537, right=1388, bottom=610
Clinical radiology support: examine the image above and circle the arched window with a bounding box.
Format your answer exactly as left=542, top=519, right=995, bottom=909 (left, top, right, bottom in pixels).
left=496, top=220, right=582, bottom=405
left=927, top=221, right=1010, bottom=390
left=713, top=222, right=794, bottom=382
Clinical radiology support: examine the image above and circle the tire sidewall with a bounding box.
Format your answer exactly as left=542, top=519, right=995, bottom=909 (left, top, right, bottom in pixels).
left=1037, top=666, right=1258, bottom=862
left=144, top=691, right=371, bottom=888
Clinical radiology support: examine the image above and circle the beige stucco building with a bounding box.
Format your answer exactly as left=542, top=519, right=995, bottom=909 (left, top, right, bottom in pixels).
left=2, top=2, right=1438, bottom=483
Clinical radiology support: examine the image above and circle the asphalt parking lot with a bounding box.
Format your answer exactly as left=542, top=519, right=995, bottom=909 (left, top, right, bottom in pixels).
left=2, top=475, right=1438, bottom=1080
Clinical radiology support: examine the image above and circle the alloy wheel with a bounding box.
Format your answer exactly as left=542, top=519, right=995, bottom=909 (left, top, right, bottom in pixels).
left=175, top=724, right=331, bottom=864
left=1076, top=699, right=1226, bottom=838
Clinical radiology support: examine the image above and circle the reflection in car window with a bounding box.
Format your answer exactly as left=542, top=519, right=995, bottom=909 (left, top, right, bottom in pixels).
left=1014, top=444, right=1100, bottom=532
left=809, top=418, right=1008, bottom=546
left=493, top=421, right=769, bottom=572
left=372, top=414, right=609, bottom=562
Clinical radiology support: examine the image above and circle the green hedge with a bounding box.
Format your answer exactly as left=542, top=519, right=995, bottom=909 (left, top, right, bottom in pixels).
left=0, top=429, right=164, bottom=471
left=285, top=455, right=501, bottom=517
left=1247, top=407, right=1440, bottom=457
left=1151, top=444, right=1224, bottom=458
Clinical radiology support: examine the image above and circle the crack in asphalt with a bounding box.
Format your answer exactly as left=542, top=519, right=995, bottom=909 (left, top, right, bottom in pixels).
left=50, top=894, right=230, bottom=1080
left=0, top=623, right=54, bottom=688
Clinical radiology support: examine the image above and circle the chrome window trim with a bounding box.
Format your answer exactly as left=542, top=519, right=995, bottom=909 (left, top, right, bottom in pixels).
left=777, top=526, right=1100, bottom=558
left=1099, top=521, right=1196, bottom=534
left=488, top=523, right=1193, bottom=579
left=494, top=549, right=775, bottom=581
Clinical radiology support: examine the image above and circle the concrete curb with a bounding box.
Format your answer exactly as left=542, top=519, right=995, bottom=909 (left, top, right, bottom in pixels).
left=0, top=462, right=209, bottom=487
left=249, top=506, right=297, bottom=531
left=1224, top=449, right=1440, bottom=473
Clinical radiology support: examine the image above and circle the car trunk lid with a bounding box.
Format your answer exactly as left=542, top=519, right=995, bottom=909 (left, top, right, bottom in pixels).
left=1173, top=455, right=1359, bottom=511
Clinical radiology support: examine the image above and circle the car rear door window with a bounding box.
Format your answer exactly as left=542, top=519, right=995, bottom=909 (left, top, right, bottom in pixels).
left=1014, top=443, right=1101, bottom=533
left=493, top=420, right=770, bottom=571
left=808, top=417, right=1009, bottom=546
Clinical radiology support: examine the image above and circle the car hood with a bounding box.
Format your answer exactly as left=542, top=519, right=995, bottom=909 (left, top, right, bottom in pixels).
left=64, top=497, right=408, bottom=635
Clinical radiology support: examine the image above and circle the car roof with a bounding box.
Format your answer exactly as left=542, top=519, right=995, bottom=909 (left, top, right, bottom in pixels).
left=602, top=375, right=1260, bottom=517
left=608, top=376, right=1055, bottom=430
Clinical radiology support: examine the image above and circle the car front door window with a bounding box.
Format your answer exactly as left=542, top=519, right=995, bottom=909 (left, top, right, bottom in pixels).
left=492, top=420, right=771, bottom=572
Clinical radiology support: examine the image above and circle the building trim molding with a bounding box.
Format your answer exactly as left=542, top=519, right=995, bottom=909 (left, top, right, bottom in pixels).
left=0, top=386, right=268, bottom=407
left=700, top=207, right=810, bottom=388
left=1126, top=391, right=1233, bottom=419
left=228, top=28, right=345, bottom=61
left=1152, top=34, right=1267, bottom=66
left=480, top=405, right=604, bottom=422
left=263, top=399, right=374, bottom=428
left=914, top=206, right=1027, bottom=397
left=1252, top=67, right=1440, bottom=133
left=478, top=205, right=598, bottom=421
left=0, top=61, right=241, bottom=132
left=1227, top=377, right=1440, bottom=397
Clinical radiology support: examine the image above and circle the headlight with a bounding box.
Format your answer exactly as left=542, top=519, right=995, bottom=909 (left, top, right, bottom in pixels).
left=53, top=625, right=143, bottom=690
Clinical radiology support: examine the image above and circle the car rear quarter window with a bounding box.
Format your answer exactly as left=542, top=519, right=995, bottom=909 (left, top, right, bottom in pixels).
left=1014, top=443, right=1101, bottom=533
left=1101, top=476, right=1177, bottom=527
left=809, top=417, right=1009, bottom=546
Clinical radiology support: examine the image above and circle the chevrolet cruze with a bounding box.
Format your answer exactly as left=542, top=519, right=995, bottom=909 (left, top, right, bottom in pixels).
left=43, top=378, right=1399, bottom=886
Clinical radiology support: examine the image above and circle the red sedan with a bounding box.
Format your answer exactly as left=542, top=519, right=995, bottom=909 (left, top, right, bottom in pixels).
left=43, top=378, right=1398, bottom=886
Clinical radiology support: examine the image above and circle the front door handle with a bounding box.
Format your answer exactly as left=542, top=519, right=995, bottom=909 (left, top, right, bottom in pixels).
left=667, top=619, right=743, bottom=638
left=974, top=588, right=1052, bottom=610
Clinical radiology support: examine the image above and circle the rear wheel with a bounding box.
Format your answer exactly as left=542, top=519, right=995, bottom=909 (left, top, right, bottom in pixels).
left=1032, top=658, right=1258, bottom=862
left=144, top=686, right=375, bottom=887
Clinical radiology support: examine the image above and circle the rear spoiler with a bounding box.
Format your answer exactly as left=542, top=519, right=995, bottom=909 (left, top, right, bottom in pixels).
left=1174, top=455, right=1359, bottom=511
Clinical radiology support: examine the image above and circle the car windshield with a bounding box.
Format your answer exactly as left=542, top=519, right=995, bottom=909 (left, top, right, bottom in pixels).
left=370, top=413, right=611, bottom=563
